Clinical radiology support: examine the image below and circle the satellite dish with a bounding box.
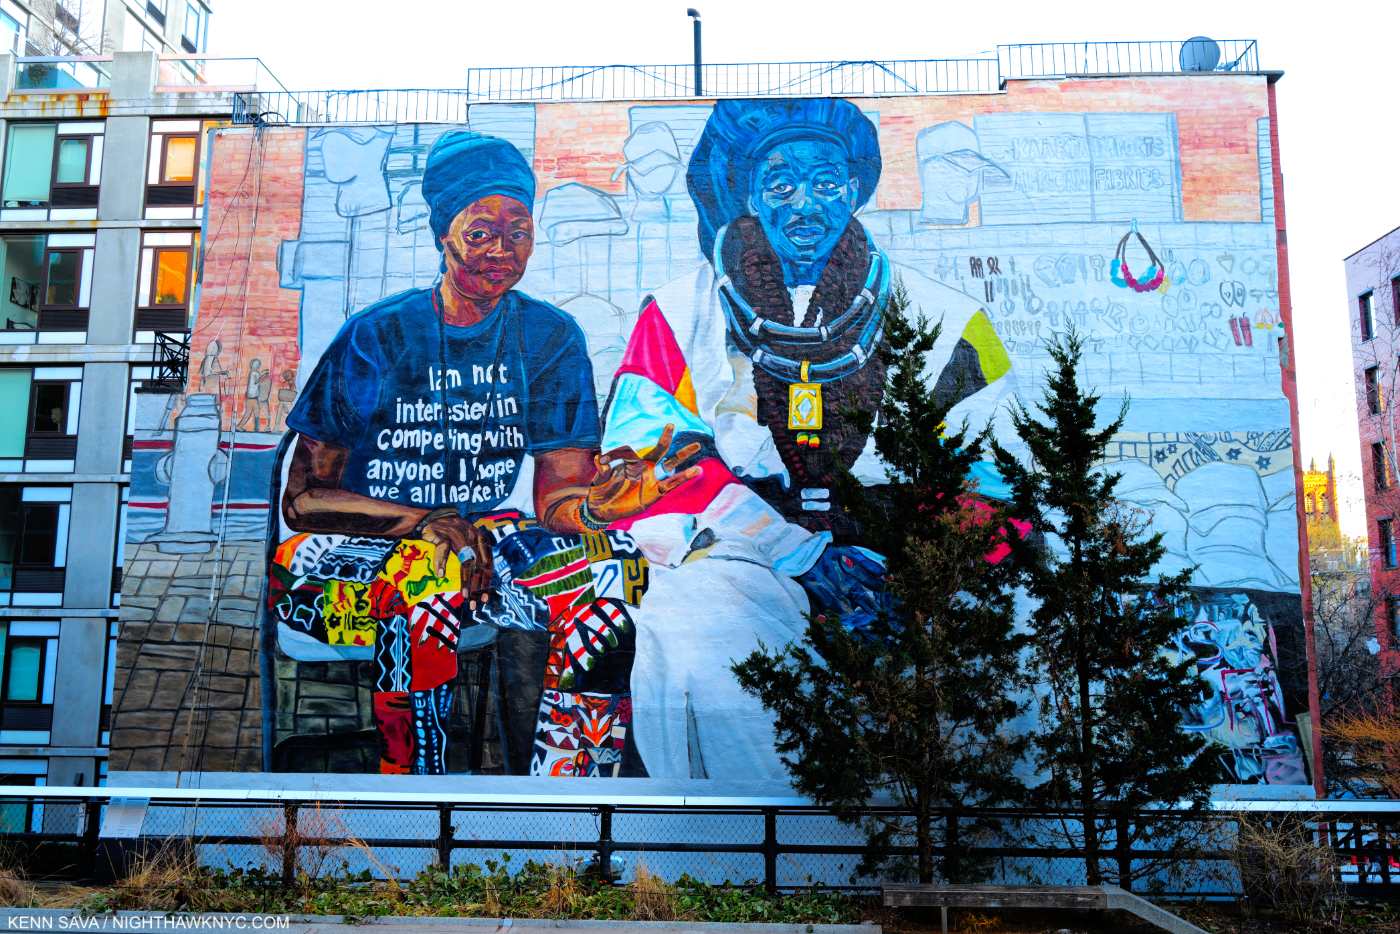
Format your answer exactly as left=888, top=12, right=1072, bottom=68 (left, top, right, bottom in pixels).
left=1179, top=36, right=1221, bottom=72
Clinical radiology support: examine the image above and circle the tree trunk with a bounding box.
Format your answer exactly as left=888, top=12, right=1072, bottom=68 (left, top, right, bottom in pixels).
left=1076, top=606, right=1100, bottom=885
left=917, top=809, right=933, bottom=883
left=945, top=811, right=961, bottom=883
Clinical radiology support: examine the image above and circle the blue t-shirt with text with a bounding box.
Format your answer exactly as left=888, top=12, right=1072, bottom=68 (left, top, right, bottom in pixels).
left=288, top=287, right=599, bottom=515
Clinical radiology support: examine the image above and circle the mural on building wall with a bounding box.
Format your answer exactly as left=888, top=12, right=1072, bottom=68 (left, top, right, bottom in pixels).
left=112, top=78, right=1312, bottom=786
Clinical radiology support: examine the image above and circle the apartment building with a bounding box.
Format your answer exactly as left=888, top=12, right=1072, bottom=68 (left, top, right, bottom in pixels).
left=0, top=0, right=209, bottom=60
left=0, top=48, right=234, bottom=814
left=1345, top=224, right=1400, bottom=669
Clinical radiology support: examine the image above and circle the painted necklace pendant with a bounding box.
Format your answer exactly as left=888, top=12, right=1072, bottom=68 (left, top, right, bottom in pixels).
left=788, top=362, right=823, bottom=431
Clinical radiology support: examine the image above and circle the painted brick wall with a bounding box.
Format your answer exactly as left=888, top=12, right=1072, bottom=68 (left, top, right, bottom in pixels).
left=190, top=127, right=306, bottom=430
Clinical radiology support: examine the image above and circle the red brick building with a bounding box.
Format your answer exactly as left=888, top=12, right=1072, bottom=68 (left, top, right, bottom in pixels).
left=1346, top=224, right=1400, bottom=657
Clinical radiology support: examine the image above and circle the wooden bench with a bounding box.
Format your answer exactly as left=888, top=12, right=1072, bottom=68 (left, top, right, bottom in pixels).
left=882, top=883, right=1208, bottom=934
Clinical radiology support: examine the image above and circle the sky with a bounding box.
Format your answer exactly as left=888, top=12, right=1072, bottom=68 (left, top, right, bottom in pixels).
left=209, top=0, right=1400, bottom=536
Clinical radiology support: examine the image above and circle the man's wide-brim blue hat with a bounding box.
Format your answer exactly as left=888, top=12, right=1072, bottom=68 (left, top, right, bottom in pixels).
left=422, top=130, right=537, bottom=247
left=687, top=98, right=882, bottom=262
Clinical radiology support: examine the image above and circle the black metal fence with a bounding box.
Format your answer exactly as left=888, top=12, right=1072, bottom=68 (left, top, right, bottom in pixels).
left=229, top=39, right=1262, bottom=125
left=2, top=790, right=1395, bottom=900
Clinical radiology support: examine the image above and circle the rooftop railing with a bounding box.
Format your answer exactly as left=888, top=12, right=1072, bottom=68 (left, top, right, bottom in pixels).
left=228, top=38, right=1263, bottom=125
left=1000, top=39, right=1260, bottom=79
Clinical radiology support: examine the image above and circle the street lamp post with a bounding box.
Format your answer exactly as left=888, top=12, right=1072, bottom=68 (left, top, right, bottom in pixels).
left=687, top=8, right=702, bottom=96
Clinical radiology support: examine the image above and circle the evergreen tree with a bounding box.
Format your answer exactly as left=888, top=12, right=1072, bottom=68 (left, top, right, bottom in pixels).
left=731, top=279, right=1029, bottom=884
left=989, top=327, right=1217, bottom=887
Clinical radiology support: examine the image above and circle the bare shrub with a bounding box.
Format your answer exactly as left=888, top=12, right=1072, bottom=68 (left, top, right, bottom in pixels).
left=1232, top=813, right=1342, bottom=926
left=249, top=800, right=349, bottom=883
left=629, top=859, right=676, bottom=922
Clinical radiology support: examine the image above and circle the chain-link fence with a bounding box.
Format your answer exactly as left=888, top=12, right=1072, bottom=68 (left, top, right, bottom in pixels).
left=1, top=790, right=1396, bottom=900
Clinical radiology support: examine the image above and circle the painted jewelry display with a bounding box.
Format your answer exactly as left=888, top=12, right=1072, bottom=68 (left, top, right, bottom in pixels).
left=1109, top=221, right=1168, bottom=293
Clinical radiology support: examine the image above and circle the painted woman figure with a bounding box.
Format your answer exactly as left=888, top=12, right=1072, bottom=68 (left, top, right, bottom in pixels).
left=273, top=132, right=698, bottom=775
left=599, top=99, right=1018, bottom=779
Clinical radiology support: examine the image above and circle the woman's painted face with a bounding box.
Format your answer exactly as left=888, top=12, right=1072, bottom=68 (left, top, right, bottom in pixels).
left=441, top=195, right=535, bottom=304
left=749, top=139, right=858, bottom=268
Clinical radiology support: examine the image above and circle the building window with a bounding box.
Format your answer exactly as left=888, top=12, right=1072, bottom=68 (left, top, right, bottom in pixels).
left=145, top=0, right=165, bottom=26
left=0, top=7, right=23, bottom=56
left=0, top=234, right=93, bottom=345
left=0, top=367, right=82, bottom=471
left=100, top=620, right=116, bottom=743
left=1380, top=518, right=1397, bottom=569
left=0, top=620, right=58, bottom=744
left=1361, top=292, right=1375, bottom=341
left=0, top=757, right=46, bottom=832
left=145, top=122, right=206, bottom=219
left=0, top=122, right=103, bottom=221
left=1392, top=275, right=1400, bottom=326
left=1305, top=493, right=1314, bottom=515
left=1319, top=493, right=1329, bottom=515
left=1375, top=443, right=1390, bottom=490
left=1366, top=365, right=1383, bottom=414
left=135, top=232, right=196, bottom=335
left=0, top=487, right=70, bottom=606
left=181, top=2, right=200, bottom=52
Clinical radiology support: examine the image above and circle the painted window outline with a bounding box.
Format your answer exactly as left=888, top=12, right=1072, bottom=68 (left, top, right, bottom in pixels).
left=1373, top=442, right=1390, bottom=491
left=1360, top=291, right=1375, bottom=342
left=1380, top=517, right=1397, bottom=569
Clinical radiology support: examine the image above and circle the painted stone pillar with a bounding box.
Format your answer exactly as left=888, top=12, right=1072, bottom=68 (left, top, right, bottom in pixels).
left=149, top=393, right=227, bottom=554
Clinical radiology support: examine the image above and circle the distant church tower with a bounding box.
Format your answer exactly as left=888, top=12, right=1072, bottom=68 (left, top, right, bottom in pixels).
left=1303, top=454, right=1339, bottom=525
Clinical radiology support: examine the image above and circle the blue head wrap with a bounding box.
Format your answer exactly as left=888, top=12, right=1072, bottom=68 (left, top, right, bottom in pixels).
left=422, top=131, right=536, bottom=249
left=687, top=99, right=882, bottom=262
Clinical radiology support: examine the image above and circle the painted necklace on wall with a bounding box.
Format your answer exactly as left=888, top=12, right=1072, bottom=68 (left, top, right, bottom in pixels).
left=713, top=218, right=891, bottom=443
left=1109, top=222, right=1168, bottom=293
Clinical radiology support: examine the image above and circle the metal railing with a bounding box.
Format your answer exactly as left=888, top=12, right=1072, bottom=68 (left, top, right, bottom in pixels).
left=227, top=39, right=1263, bottom=124
left=1000, top=40, right=1260, bottom=78
left=0, top=788, right=1394, bottom=898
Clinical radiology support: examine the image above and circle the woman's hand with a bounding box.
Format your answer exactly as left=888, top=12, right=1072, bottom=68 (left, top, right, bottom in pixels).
left=586, top=423, right=703, bottom=523
left=419, top=516, right=494, bottom=609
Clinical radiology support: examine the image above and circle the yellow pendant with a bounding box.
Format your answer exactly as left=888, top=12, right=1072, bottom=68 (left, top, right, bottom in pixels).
left=788, top=361, right=822, bottom=431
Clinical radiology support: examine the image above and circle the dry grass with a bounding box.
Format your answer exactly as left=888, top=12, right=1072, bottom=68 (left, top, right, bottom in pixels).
left=628, top=859, right=677, bottom=922
left=0, top=870, right=34, bottom=907
left=542, top=862, right=582, bottom=916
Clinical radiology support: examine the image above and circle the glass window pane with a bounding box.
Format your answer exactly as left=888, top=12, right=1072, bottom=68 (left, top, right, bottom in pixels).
left=44, top=251, right=78, bottom=306
left=30, top=384, right=66, bottom=434
left=19, top=504, right=57, bottom=565
left=0, top=371, right=31, bottom=457
left=0, top=488, right=18, bottom=589
left=154, top=250, right=189, bottom=304
left=55, top=138, right=88, bottom=185
left=1, top=234, right=44, bottom=331
left=163, top=137, right=196, bottom=183
left=5, top=643, right=41, bottom=701
left=2, top=125, right=56, bottom=204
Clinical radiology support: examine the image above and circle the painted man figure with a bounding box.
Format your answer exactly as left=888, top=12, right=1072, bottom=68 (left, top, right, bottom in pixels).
left=276, top=131, right=698, bottom=775
left=600, top=99, right=1018, bottom=779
